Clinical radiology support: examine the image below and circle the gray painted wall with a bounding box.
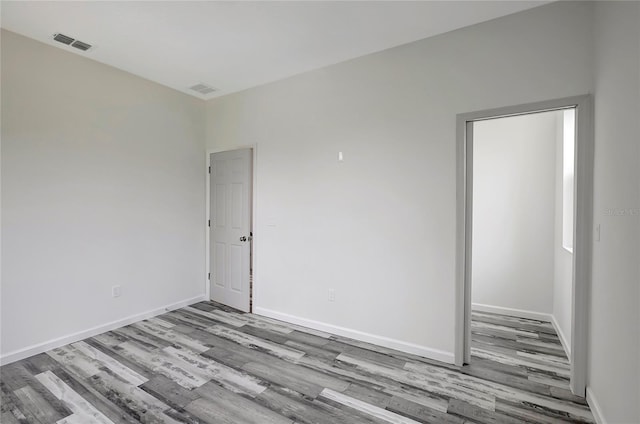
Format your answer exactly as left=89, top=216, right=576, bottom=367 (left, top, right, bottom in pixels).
left=472, top=111, right=558, bottom=316
left=590, top=2, right=640, bottom=422
left=1, top=30, right=206, bottom=357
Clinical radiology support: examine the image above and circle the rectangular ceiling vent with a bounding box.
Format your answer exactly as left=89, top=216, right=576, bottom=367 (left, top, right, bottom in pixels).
left=53, top=33, right=74, bottom=45
left=71, top=40, right=92, bottom=51
left=53, top=33, right=92, bottom=52
left=189, top=83, right=217, bottom=95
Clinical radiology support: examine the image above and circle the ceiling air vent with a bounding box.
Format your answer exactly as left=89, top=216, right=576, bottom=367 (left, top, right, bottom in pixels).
left=52, top=33, right=92, bottom=52
left=189, top=83, right=217, bottom=95
left=53, top=33, right=74, bottom=45
left=71, top=40, right=92, bottom=51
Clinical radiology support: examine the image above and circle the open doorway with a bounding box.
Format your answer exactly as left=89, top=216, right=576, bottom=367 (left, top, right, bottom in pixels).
left=470, top=109, right=574, bottom=388
left=455, top=96, right=593, bottom=396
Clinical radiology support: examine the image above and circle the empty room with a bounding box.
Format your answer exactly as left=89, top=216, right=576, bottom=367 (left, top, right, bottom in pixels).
left=1, top=1, right=638, bottom=424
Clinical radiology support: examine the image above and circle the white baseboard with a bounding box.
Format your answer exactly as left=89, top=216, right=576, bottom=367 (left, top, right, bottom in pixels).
left=254, top=307, right=454, bottom=364
left=586, top=387, right=606, bottom=424
left=0, top=294, right=207, bottom=366
left=549, top=314, right=571, bottom=358
left=471, top=303, right=553, bottom=322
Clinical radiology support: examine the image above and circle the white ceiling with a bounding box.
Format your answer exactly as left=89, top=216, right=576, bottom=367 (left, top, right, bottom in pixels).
left=1, top=1, right=548, bottom=100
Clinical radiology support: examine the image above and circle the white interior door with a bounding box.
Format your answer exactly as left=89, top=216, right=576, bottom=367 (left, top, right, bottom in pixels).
left=209, top=149, right=252, bottom=312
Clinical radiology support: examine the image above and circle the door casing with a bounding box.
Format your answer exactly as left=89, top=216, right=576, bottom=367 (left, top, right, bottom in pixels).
left=455, top=95, right=593, bottom=397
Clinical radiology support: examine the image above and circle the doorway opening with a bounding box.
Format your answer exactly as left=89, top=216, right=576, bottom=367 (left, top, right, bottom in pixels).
left=455, top=96, right=593, bottom=397
left=208, top=148, right=254, bottom=313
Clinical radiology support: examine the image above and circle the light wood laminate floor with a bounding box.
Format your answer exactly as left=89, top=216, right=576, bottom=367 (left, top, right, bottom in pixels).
left=1, top=302, right=594, bottom=423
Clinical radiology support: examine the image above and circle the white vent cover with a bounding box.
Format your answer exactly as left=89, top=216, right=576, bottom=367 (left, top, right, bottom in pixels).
left=53, top=33, right=92, bottom=51
left=189, top=83, right=217, bottom=95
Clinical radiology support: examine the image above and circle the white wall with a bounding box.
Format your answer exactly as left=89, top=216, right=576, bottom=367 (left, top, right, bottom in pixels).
left=0, top=30, right=207, bottom=359
left=472, top=112, right=558, bottom=316
left=205, top=1, right=594, bottom=360
left=589, top=2, right=640, bottom=423
left=553, top=112, right=573, bottom=353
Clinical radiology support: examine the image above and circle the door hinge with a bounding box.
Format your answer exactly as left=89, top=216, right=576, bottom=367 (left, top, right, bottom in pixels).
left=208, top=272, right=210, bottom=280
left=208, top=166, right=211, bottom=174
left=208, top=220, right=210, bottom=227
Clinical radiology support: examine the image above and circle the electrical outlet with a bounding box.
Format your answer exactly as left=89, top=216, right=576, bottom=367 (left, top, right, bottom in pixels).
left=328, top=289, right=336, bottom=302
left=112, top=285, right=122, bottom=298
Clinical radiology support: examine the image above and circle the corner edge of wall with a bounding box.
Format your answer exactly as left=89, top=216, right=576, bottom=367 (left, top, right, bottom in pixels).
left=586, top=387, right=607, bottom=424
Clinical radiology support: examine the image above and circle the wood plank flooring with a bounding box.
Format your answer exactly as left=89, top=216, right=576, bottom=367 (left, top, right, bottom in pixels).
left=1, top=303, right=594, bottom=423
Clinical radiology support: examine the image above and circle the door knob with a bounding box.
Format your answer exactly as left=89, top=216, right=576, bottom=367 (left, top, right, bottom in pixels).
left=240, top=236, right=247, bottom=242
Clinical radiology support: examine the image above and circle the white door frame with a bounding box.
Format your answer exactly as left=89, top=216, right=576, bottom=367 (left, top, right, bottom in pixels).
left=205, top=145, right=258, bottom=312
left=454, top=95, right=593, bottom=396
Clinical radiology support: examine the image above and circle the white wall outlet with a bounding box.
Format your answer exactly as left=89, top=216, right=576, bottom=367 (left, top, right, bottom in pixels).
left=338, top=151, right=344, bottom=162
left=112, top=285, right=122, bottom=298
left=328, top=289, right=336, bottom=302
